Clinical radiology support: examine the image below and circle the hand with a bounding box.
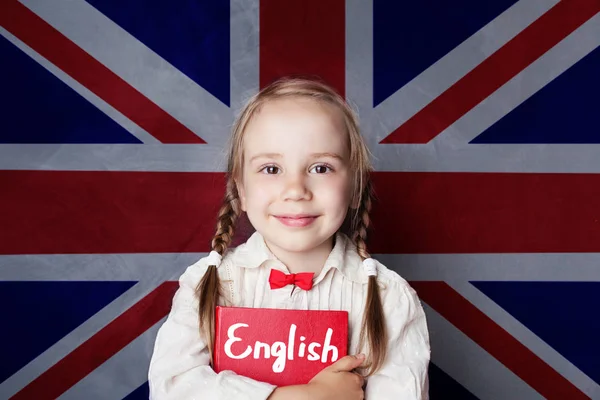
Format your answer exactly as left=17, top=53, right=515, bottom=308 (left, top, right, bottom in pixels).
left=306, top=354, right=366, bottom=400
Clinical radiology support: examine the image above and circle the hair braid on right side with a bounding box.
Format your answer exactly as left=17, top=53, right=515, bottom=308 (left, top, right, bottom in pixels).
left=352, top=179, right=373, bottom=260
left=197, top=178, right=241, bottom=365
left=353, top=179, right=387, bottom=377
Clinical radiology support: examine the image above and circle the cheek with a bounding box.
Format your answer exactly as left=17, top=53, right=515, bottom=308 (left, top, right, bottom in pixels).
left=318, top=177, right=352, bottom=207
left=243, top=176, right=278, bottom=206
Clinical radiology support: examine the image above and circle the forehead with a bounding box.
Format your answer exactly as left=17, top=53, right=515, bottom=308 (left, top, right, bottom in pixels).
left=243, top=98, right=349, bottom=158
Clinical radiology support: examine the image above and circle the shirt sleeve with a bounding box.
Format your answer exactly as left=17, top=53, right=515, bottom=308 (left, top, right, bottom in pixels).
left=365, top=278, right=431, bottom=400
left=148, top=259, right=277, bottom=400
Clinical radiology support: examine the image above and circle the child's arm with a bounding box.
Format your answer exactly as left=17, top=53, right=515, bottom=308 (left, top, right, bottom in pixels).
left=364, top=279, right=430, bottom=400
left=268, top=354, right=367, bottom=400
left=148, top=261, right=276, bottom=400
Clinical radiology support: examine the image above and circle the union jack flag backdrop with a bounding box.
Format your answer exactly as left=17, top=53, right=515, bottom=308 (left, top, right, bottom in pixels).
left=1, top=0, right=599, bottom=399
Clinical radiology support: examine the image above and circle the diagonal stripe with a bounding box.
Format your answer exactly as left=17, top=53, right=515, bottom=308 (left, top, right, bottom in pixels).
left=259, top=0, right=345, bottom=95
left=429, top=12, right=600, bottom=146
left=0, top=281, right=135, bottom=386
left=84, top=0, right=231, bottom=106
left=423, top=303, right=545, bottom=399
left=0, top=26, right=159, bottom=145
left=380, top=0, right=600, bottom=144
left=412, top=281, right=589, bottom=399
left=63, top=321, right=162, bottom=400
left=4, top=170, right=600, bottom=254
left=20, top=0, right=232, bottom=146
left=10, top=281, right=178, bottom=400
left=360, top=0, right=559, bottom=142
left=0, top=281, right=161, bottom=398
left=0, top=1, right=204, bottom=144
left=446, top=280, right=600, bottom=397
left=472, top=281, right=600, bottom=386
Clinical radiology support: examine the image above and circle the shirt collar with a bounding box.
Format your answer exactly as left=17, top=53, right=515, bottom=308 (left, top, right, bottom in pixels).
left=231, top=231, right=369, bottom=284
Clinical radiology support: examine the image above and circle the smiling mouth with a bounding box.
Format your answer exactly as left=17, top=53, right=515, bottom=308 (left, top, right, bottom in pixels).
left=273, top=215, right=318, bottom=228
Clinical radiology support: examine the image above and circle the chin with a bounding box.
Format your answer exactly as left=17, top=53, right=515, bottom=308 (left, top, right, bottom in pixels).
left=269, top=236, right=320, bottom=253
left=260, top=228, right=328, bottom=253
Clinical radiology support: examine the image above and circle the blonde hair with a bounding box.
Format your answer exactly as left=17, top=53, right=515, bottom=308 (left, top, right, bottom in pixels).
left=196, top=77, right=387, bottom=376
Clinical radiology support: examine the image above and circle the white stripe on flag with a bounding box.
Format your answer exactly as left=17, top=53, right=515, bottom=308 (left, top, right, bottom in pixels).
left=60, top=317, right=165, bottom=400
left=3, top=252, right=600, bottom=282
left=433, top=11, right=600, bottom=145
left=20, top=0, right=232, bottom=145
left=0, top=26, right=159, bottom=145
left=0, top=253, right=202, bottom=281
left=425, top=303, right=545, bottom=400
left=377, top=253, right=600, bottom=282
left=356, top=0, right=560, bottom=142
left=449, top=280, right=600, bottom=398
left=230, top=0, right=260, bottom=113
left=0, top=281, right=157, bottom=399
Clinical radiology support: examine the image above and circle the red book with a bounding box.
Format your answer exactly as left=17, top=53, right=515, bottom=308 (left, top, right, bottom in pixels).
left=213, top=306, right=348, bottom=386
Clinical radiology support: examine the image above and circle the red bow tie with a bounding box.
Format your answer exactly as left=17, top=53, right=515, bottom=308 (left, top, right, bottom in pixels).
left=268, top=269, right=315, bottom=291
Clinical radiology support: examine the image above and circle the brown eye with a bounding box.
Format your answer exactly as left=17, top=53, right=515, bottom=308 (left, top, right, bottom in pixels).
left=310, top=164, right=332, bottom=174
left=263, top=165, right=280, bottom=174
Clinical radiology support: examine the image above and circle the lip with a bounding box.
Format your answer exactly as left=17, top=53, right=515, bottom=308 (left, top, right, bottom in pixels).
left=274, top=215, right=318, bottom=228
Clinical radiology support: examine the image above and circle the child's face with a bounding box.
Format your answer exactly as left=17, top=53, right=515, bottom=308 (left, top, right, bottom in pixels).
left=238, top=98, right=353, bottom=255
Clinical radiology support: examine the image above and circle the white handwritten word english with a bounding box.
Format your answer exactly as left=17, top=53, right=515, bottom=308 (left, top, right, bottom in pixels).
left=223, top=323, right=339, bottom=373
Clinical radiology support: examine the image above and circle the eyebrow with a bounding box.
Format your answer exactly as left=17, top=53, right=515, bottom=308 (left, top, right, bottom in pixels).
left=249, top=153, right=282, bottom=163
left=310, top=152, right=344, bottom=161
left=248, top=152, right=344, bottom=163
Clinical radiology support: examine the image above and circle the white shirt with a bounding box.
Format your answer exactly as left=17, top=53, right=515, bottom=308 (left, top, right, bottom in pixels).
left=149, top=231, right=430, bottom=399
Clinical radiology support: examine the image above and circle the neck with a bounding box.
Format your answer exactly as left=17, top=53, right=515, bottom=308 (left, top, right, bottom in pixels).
left=266, top=236, right=335, bottom=274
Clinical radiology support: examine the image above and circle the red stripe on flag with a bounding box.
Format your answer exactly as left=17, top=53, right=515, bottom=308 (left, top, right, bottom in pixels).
left=0, top=170, right=224, bottom=255
left=11, top=281, right=178, bottom=400
left=412, top=282, right=589, bottom=399
left=259, top=0, right=346, bottom=95
left=3, top=170, right=600, bottom=255
left=368, top=171, right=600, bottom=254
left=0, top=1, right=205, bottom=144
left=380, top=0, right=600, bottom=144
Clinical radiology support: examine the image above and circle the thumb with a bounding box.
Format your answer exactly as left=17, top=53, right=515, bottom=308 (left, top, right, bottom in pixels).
left=331, top=354, right=366, bottom=372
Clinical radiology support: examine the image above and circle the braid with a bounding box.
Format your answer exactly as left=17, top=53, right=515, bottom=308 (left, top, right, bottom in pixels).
left=197, top=178, right=241, bottom=365
left=352, top=179, right=373, bottom=260
left=354, top=179, right=387, bottom=376
left=211, top=179, right=242, bottom=254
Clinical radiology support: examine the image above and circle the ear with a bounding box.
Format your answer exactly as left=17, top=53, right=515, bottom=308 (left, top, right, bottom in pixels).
left=236, top=179, right=247, bottom=212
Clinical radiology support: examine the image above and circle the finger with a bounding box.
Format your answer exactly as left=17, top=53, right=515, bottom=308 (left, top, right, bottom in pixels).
left=353, top=372, right=365, bottom=388
left=332, top=354, right=366, bottom=372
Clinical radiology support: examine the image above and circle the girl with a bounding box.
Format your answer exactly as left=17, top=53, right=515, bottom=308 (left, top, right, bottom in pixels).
left=148, top=78, right=430, bottom=399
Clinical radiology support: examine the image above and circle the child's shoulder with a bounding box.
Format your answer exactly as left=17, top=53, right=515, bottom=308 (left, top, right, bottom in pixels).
left=367, top=259, right=427, bottom=329
left=177, top=255, right=212, bottom=289
left=369, top=257, right=420, bottom=300
left=364, top=257, right=406, bottom=285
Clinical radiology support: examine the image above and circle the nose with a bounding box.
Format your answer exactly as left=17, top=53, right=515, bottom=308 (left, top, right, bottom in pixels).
left=282, top=172, right=312, bottom=201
